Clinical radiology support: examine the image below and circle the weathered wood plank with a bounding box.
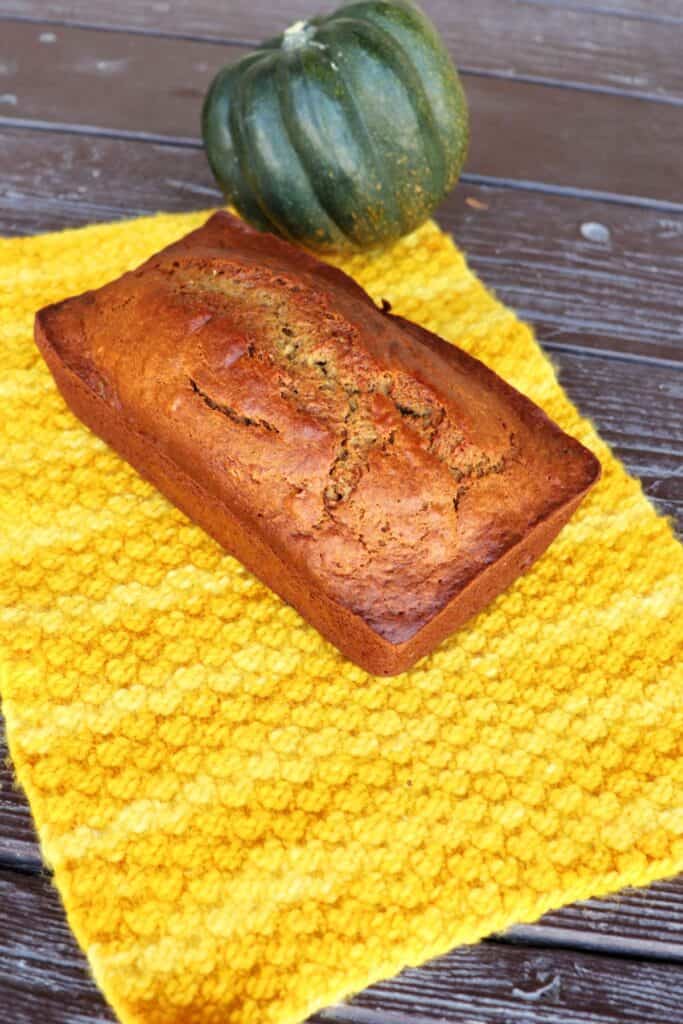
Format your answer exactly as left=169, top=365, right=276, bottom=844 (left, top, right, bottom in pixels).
left=0, top=126, right=223, bottom=233
left=1, top=1, right=682, bottom=102
left=3, top=867, right=683, bottom=1024
left=512, top=875, right=683, bottom=958
left=438, top=185, right=683, bottom=367
left=0, top=21, right=240, bottom=146
left=544, top=0, right=683, bottom=20
left=0, top=21, right=682, bottom=206
left=328, top=941, right=683, bottom=1023
left=0, top=868, right=116, bottom=1023
left=553, top=353, right=683, bottom=524
left=0, top=725, right=39, bottom=868
left=1, top=127, right=681, bottom=366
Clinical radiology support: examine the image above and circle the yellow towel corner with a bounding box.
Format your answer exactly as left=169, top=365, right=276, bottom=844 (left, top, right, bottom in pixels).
left=1, top=210, right=682, bottom=1024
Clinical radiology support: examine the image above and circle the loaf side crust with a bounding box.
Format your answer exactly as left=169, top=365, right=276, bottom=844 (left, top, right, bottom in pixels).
left=34, top=212, right=600, bottom=674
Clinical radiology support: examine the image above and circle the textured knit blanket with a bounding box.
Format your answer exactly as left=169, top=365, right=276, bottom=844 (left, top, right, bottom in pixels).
left=1, top=210, right=682, bottom=1024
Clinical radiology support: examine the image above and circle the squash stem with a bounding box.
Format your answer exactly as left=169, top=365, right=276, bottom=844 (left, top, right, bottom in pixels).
left=282, top=20, right=317, bottom=51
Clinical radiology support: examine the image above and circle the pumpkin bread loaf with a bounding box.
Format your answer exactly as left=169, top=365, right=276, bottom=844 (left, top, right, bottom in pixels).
left=35, top=212, right=600, bottom=674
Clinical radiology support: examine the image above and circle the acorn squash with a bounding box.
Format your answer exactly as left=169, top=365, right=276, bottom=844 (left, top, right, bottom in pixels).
left=202, top=1, right=469, bottom=251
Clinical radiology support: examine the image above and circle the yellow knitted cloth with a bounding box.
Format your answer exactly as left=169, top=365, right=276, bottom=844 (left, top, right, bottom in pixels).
left=1, top=210, right=682, bottom=1024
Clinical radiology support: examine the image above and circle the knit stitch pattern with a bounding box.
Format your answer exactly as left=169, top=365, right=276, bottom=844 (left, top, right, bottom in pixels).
left=0, top=210, right=682, bottom=1024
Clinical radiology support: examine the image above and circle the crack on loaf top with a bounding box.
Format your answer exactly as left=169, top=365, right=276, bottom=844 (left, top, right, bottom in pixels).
left=170, top=259, right=514, bottom=517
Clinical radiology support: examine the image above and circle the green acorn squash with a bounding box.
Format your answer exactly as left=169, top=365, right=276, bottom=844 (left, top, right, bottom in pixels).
left=202, top=0, right=469, bottom=251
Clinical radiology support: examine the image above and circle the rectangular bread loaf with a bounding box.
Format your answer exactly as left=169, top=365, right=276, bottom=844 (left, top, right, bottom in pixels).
left=35, top=211, right=600, bottom=675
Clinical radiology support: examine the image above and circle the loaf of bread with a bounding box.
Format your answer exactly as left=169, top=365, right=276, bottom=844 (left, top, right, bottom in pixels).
left=35, top=212, right=599, bottom=675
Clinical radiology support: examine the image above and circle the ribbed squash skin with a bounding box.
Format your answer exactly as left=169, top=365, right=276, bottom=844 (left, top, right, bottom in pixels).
left=202, top=0, right=469, bottom=251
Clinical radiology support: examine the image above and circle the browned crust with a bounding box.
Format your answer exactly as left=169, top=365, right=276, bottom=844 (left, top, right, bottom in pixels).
left=34, top=213, right=600, bottom=676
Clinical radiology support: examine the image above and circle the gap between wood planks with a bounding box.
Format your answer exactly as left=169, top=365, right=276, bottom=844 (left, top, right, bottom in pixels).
left=500, top=925, right=683, bottom=964
left=1, top=109, right=683, bottom=227
left=330, top=943, right=683, bottom=1024
left=512, top=0, right=683, bottom=27
left=2, top=0, right=683, bottom=41
left=3, top=845, right=683, bottom=968
left=0, top=16, right=682, bottom=204
left=0, top=15, right=682, bottom=109
left=2, top=122, right=681, bottom=368
left=1, top=113, right=683, bottom=219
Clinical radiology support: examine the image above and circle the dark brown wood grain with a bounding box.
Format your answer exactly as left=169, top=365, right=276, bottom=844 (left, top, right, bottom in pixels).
left=0, top=125, right=222, bottom=231
left=1, top=20, right=682, bottom=206
left=557, top=0, right=683, bottom=19
left=2, top=0, right=683, bottom=103
left=1, top=126, right=681, bottom=365
left=439, top=187, right=683, bottom=367
left=0, top=738, right=39, bottom=868
left=333, top=942, right=683, bottom=1023
left=3, top=867, right=683, bottom=1024
left=510, top=872, right=683, bottom=963
left=0, top=868, right=116, bottom=1023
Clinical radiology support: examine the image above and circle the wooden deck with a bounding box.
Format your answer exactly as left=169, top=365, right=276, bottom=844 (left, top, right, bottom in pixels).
left=0, top=1, right=682, bottom=1020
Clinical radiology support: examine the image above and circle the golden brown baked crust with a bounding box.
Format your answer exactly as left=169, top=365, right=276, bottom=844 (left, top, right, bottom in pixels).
left=35, top=211, right=600, bottom=675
